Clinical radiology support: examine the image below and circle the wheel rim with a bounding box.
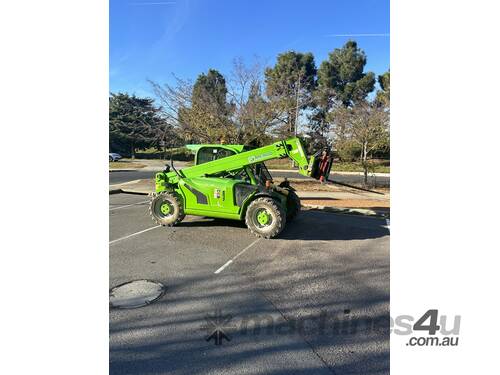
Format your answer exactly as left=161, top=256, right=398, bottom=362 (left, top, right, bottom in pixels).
left=160, top=202, right=171, bottom=215
left=154, top=198, right=174, bottom=218
left=255, top=208, right=272, bottom=227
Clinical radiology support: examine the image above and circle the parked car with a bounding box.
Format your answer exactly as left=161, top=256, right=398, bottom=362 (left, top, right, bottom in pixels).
left=109, top=153, right=122, bottom=162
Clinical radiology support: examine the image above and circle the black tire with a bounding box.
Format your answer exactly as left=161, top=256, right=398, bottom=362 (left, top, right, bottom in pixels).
left=149, top=191, right=185, bottom=226
left=109, top=156, right=113, bottom=162
left=245, top=197, right=286, bottom=239
left=285, top=189, right=301, bottom=222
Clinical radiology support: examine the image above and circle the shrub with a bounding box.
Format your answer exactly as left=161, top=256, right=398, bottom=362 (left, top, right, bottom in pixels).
left=134, top=147, right=194, bottom=161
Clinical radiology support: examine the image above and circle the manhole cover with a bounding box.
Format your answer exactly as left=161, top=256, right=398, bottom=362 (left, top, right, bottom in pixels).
left=110, top=280, right=165, bottom=309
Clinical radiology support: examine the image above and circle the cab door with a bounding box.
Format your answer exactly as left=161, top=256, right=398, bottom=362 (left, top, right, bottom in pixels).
left=206, top=178, right=240, bottom=215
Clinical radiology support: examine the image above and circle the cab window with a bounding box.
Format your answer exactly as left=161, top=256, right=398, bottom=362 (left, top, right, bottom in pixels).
left=196, top=147, right=235, bottom=165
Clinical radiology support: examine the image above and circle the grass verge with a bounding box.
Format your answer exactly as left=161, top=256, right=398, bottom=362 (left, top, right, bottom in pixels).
left=333, top=162, right=390, bottom=173
left=109, top=161, right=146, bottom=169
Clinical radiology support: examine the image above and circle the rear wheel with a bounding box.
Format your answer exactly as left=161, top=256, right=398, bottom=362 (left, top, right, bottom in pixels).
left=285, top=189, right=301, bottom=221
left=245, top=197, right=286, bottom=239
left=149, top=191, right=185, bottom=226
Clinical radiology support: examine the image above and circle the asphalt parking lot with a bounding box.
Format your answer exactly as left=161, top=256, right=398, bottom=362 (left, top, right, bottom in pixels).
left=110, top=193, right=390, bottom=375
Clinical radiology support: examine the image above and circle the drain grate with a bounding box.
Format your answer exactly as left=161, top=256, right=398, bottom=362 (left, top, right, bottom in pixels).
left=110, top=280, right=165, bottom=309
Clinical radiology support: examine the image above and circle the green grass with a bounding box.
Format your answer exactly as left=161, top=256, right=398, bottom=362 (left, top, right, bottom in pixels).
left=137, top=147, right=186, bottom=154
left=134, top=147, right=194, bottom=161
left=333, top=161, right=390, bottom=173
left=265, top=159, right=295, bottom=169
left=109, top=161, right=146, bottom=169
left=136, top=147, right=158, bottom=154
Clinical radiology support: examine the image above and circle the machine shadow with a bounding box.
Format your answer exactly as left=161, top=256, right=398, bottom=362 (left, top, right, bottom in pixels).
left=176, top=210, right=388, bottom=242
left=279, top=209, right=388, bottom=241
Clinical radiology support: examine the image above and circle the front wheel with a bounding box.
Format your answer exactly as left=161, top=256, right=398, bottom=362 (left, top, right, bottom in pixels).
left=245, top=197, right=286, bottom=239
left=149, top=191, right=185, bottom=226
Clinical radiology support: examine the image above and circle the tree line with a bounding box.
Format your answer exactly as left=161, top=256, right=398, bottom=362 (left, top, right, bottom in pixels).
left=110, top=40, right=389, bottom=178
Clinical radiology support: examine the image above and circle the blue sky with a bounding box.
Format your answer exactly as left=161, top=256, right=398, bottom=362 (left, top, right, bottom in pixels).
left=110, top=0, right=390, bottom=97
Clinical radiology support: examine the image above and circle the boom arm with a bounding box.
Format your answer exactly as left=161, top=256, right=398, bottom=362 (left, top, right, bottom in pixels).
left=156, top=137, right=326, bottom=192
left=179, top=137, right=310, bottom=179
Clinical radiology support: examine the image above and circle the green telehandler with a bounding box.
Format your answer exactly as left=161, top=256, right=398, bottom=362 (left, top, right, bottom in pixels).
left=149, top=137, right=332, bottom=238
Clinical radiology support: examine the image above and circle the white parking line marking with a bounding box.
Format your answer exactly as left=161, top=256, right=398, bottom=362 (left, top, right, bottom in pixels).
left=214, top=260, right=233, bottom=274
left=109, top=179, right=142, bottom=188
left=109, top=225, right=161, bottom=245
left=214, top=238, right=260, bottom=274
left=109, top=200, right=149, bottom=211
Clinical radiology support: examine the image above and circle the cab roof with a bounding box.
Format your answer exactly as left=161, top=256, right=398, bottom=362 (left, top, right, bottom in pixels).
left=185, top=144, right=246, bottom=154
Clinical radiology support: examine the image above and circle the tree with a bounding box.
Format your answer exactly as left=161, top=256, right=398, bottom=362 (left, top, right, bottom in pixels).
left=265, top=51, right=317, bottom=137
left=152, top=61, right=284, bottom=146
left=188, top=69, right=235, bottom=143
left=375, top=70, right=390, bottom=108
left=150, top=70, right=236, bottom=144
left=305, top=107, right=331, bottom=152
left=330, top=100, right=389, bottom=185
left=310, top=41, right=379, bottom=164
left=227, top=58, right=281, bottom=146
left=192, top=69, right=230, bottom=115
left=317, top=41, right=375, bottom=108
left=109, top=93, right=166, bottom=158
